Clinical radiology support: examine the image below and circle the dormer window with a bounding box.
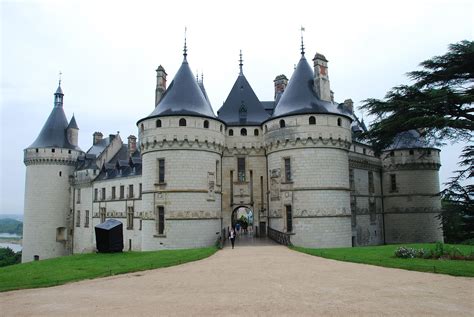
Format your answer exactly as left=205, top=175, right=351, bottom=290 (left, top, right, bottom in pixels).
left=179, top=118, right=186, bottom=126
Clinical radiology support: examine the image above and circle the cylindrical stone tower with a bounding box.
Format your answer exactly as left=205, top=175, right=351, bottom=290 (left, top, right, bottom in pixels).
left=137, top=49, right=225, bottom=250
left=382, top=131, right=443, bottom=243
left=263, top=51, right=353, bottom=248
left=22, top=83, right=82, bottom=262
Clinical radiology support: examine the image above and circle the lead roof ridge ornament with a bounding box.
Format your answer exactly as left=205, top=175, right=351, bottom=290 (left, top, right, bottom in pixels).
left=300, top=26, right=305, bottom=56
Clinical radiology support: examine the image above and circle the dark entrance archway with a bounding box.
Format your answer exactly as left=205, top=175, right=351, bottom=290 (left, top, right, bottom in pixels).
left=231, top=206, right=254, bottom=231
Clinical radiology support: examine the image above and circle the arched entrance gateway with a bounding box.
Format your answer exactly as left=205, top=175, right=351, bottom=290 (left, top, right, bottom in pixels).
left=231, top=206, right=254, bottom=235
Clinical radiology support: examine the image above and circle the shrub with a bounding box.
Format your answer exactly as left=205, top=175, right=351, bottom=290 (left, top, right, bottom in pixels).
left=395, top=243, right=474, bottom=261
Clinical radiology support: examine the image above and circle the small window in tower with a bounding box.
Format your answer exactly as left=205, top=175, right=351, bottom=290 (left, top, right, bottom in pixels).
left=156, top=119, right=162, bottom=128
left=409, top=149, right=414, bottom=155
left=85, top=210, right=90, bottom=228
left=141, top=124, right=144, bottom=132
left=157, top=206, right=165, bottom=235
left=286, top=205, right=293, bottom=232
left=280, top=120, right=285, bottom=128
left=220, top=125, right=223, bottom=132
left=127, top=207, right=134, bottom=230
left=390, top=151, right=395, bottom=157
left=309, top=116, right=316, bottom=125
left=204, top=120, right=209, bottom=129
left=337, top=118, right=342, bottom=126
left=363, top=148, right=367, bottom=155
left=76, top=210, right=81, bottom=227
left=120, top=185, right=125, bottom=199
left=241, top=128, right=247, bottom=136
left=427, top=150, right=431, bottom=155
left=254, top=129, right=259, bottom=136
left=158, top=159, right=165, bottom=183
left=179, top=118, right=186, bottom=126
left=35, top=148, right=39, bottom=153
left=59, top=171, right=62, bottom=177
left=390, top=174, right=397, bottom=192
left=265, top=125, right=268, bottom=133
left=284, top=158, right=291, bottom=182
left=229, top=129, right=234, bottom=136
left=94, top=188, right=98, bottom=201
left=237, top=157, right=246, bottom=182
left=68, top=150, right=71, bottom=154
left=52, top=148, right=55, bottom=153
left=128, top=184, right=134, bottom=198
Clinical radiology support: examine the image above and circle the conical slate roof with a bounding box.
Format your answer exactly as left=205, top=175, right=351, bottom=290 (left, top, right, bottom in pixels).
left=217, top=74, right=269, bottom=126
left=385, top=130, right=435, bottom=150
left=28, top=85, right=79, bottom=150
left=271, top=55, right=350, bottom=119
left=67, top=114, right=79, bottom=129
left=139, top=57, right=216, bottom=121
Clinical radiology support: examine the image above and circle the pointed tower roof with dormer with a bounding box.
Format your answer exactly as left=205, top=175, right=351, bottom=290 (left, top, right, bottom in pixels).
left=138, top=40, right=216, bottom=123
left=217, top=51, right=269, bottom=126
left=27, top=82, right=79, bottom=150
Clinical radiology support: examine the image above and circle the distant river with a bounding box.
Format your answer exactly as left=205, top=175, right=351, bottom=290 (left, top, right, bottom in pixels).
left=0, top=233, right=22, bottom=252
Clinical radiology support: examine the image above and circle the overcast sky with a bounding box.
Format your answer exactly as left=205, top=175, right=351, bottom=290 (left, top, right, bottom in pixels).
left=1, top=0, right=472, bottom=214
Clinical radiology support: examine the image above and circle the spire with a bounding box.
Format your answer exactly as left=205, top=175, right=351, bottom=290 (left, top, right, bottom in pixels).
left=300, top=26, right=305, bottom=56
left=239, top=50, right=243, bottom=75
left=54, top=75, right=64, bottom=108
left=183, top=27, right=188, bottom=62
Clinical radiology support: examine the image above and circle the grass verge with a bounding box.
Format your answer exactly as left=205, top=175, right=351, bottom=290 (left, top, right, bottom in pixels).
left=291, top=243, right=474, bottom=277
left=0, top=247, right=217, bottom=292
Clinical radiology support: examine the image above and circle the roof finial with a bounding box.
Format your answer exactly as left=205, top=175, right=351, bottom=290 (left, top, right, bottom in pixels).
left=300, top=26, right=305, bottom=56
left=58, top=71, right=62, bottom=86
left=201, top=72, right=204, bottom=83
left=183, top=27, right=188, bottom=60
left=196, top=70, right=199, bottom=82
left=239, top=50, right=243, bottom=75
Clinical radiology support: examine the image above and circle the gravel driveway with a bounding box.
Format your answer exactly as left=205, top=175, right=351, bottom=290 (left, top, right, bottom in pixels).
left=1, top=243, right=473, bottom=316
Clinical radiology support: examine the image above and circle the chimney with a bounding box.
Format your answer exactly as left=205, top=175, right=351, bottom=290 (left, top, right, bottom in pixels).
left=313, top=53, right=331, bottom=102
left=128, top=135, right=137, bottom=156
left=344, top=99, right=354, bottom=114
left=155, top=65, right=167, bottom=107
left=273, top=74, right=288, bottom=100
left=93, top=132, right=103, bottom=145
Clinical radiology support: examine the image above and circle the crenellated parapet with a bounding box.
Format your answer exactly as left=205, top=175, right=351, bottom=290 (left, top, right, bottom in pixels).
left=24, top=148, right=82, bottom=166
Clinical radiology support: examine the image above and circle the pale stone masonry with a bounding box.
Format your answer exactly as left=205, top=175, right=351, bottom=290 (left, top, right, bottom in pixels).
left=22, top=41, right=443, bottom=262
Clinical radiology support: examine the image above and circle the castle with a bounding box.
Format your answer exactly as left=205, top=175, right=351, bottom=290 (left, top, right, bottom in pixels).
left=22, top=40, right=443, bottom=262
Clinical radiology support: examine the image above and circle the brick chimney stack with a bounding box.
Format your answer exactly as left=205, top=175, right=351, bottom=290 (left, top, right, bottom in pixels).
left=128, top=135, right=137, bottom=156
left=93, top=132, right=103, bottom=145
left=273, top=74, right=288, bottom=100
left=344, top=99, right=354, bottom=114
left=313, top=53, right=331, bottom=102
left=155, top=65, right=167, bottom=107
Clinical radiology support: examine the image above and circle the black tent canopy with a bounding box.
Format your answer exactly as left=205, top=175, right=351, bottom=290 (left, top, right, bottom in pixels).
left=95, top=219, right=124, bottom=253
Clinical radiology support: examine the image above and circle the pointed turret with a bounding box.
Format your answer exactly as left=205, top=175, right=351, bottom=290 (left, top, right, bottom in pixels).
left=28, top=83, right=80, bottom=150
left=66, top=114, right=79, bottom=147
left=217, top=51, right=269, bottom=125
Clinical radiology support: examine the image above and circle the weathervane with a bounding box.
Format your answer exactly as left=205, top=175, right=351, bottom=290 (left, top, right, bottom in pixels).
left=183, top=27, right=188, bottom=60
left=58, top=71, right=62, bottom=86
left=239, top=50, right=243, bottom=75
left=300, top=26, right=305, bottom=55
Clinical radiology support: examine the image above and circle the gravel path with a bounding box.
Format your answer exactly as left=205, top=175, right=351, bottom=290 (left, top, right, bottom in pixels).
left=1, top=243, right=473, bottom=316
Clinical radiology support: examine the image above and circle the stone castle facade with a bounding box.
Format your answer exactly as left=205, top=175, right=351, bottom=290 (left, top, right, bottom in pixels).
left=22, top=42, right=443, bottom=262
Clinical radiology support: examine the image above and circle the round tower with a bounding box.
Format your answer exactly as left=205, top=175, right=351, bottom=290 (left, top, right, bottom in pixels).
left=381, top=130, right=443, bottom=243
left=137, top=46, right=225, bottom=250
left=22, top=83, right=82, bottom=262
left=263, top=49, right=353, bottom=248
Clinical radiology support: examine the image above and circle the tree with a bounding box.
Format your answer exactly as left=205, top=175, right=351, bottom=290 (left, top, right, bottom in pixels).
left=361, top=40, right=474, bottom=242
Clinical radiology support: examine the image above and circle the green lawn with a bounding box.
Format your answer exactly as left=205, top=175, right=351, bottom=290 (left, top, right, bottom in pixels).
left=292, top=244, right=474, bottom=277
left=0, top=247, right=217, bottom=292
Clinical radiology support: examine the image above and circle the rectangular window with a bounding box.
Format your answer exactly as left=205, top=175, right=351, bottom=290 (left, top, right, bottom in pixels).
left=369, top=201, right=376, bottom=223
left=237, top=158, right=246, bottom=182
left=158, top=159, right=165, bottom=183
left=349, top=169, right=355, bottom=191
left=94, top=188, right=98, bottom=201
left=100, top=207, right=106, bottom=223
left=76, top=189, right=81, bottom=204
left=127, top=207, right=134, bottom=230
left=139, top=183, right=142, bottom=198
left=284, top=158, right=291, bottom=182
left=112, top=186, right=116, bottom=199
left=139, top=219, right=142, bottom=231
left=390, top=174, right=397, bottom=191
left=101, top=188, right=106, bottom=201
left=128, top=184, right=134, bottom=198
left=157, top=206, right=165, bottom=235
left=120, top=185, right=124, bottom=199
left=85, top=210, right=90, bottom=228
left=368, top=171, right=374, bottom=194
left=286, top=205, right=293, bottom=232
left=76, top=210, right=81, bottom=227
left=350, top=196, right=357, bottom=227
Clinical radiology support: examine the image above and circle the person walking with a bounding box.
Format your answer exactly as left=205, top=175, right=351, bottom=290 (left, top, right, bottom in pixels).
left=229, top=227, right=236, bottom=249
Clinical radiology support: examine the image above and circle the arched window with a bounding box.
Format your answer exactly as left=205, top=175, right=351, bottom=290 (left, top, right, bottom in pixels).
left=337, top=118, right=342, bottom=126
left=280, top=120, right=286, bottom=128
left=229, top=129, right=234, bottom=136
left=140, top=124, right=144, bottom=132
left=156, top=119, right=162, bottom=128
left=204, top=120, right=209, bottom=129
left=220, top=125, right=223, bottom=132
left=265, top=125, right=268, bottom=133
left=390, top=151, right=395, bottom=157
left=241, top=128, right=247, bottom=136
left=254, top=129, right=259, bottom=136
left=179, top=118, right=186, bottom=126
left=309, top=116, right=316, bottom=125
